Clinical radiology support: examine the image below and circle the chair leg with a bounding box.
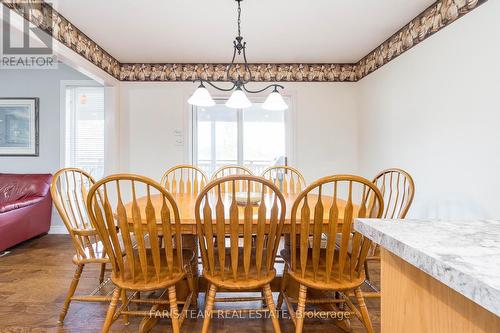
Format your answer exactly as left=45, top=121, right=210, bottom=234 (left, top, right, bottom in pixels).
left=120, top=289, right=129, bottom=325
left=186, top=265, right=198, bottom=309
left=168, top=286, right=181, bottom=333
left=263, top=284, right=281, bottom=333
left=364, top=260, right=371, bottom=283
left=354, top=287, right=374, bottom=333
left=202, top=284, right=217, bottom=333
left=99, top=263, right=106, bottom=284
left=277, top=266, right=288, bottom=309
left=295, top=284, right=307, bottom=333
left=58, top=264, right=84, bottom=324
left=102, top=288, right=121, bottom=333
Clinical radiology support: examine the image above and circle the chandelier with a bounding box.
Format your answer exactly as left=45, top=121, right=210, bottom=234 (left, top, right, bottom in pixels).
left=188, top=0, right=288, bottom=111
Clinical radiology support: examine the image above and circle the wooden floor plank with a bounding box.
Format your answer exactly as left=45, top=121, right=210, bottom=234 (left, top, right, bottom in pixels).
left=0, top=235, right=380, bottom=332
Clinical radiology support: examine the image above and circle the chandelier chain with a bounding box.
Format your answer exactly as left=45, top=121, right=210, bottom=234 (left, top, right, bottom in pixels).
left=189, top=0, right=286, bottom=108
left=237, top=0, right=241, bottom=38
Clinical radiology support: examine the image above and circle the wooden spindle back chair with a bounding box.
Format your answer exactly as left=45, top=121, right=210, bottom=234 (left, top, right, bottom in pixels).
left=195, top=175, right=286, bottom=333
left=51, top=168, right=109, bottom=324
left=160, top=164, right=208, bottom=195
left=364, top=168, right=415, bottom=297
left=279, top=175, right=384, bottom=333
left=211, top=165, right=253, bottom=192
left=261, top=165, right=306, bottom=195
left=373, top=168, right=414, bottom=219
left=86, top=174, right=195, bottom=333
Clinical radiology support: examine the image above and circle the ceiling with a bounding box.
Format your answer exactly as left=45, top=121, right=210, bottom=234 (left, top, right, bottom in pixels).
left=53, top=0, right=436, bottom=64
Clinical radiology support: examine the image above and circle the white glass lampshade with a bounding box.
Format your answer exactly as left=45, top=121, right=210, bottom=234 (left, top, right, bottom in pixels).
left=188, top=85, right=215, bottom=107
left=225, top=88, right=252, bottom=109
left=262, top=91, right=288, bottom=111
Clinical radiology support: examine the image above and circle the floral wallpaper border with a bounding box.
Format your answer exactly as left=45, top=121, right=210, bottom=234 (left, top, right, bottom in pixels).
left=1, top=0, right=487, bottom=82
left=1, top=0, right=121, bottom=79
left=119, top=63, right=359, bottom=82
left=356, top=0, right=486, bottom=79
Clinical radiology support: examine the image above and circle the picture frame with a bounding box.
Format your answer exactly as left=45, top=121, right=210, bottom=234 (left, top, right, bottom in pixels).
left=0, top=98, right=40, bottom=156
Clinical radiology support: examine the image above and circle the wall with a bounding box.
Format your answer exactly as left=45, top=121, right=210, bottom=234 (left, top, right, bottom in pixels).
left=119, top=82, right=359, bottom=184
left=0, top=63, right=96, bottom=232
left=357, top=1, right=500, bottom=219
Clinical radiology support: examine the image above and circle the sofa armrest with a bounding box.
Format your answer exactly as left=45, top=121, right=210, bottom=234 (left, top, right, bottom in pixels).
left=0, top=196, right=45, bottom=214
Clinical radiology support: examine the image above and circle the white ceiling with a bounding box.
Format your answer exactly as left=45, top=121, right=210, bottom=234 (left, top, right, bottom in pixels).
left=54, top=0, right=436, bottom=64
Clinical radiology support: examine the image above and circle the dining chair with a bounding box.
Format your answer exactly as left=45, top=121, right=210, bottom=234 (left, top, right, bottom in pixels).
left=261, top=166, right=306, bottom=262
left=161, top=164, right=209, bottom=195
left=51, top=168, right=111, bottom=324
left=211, top=165, right=254, bottom=193
left=261, top=165, right=306, bottom=195
left=86, top=174, right=196, bottom=333
left=373, top=168, right=414, bottom=220
left=364, top=168, right=415, bottom=296
left=277, top=175, right=384, bottom=333
left=195, top=175, right=286, bottom=333
left=211, top=165, right=253, bottom=179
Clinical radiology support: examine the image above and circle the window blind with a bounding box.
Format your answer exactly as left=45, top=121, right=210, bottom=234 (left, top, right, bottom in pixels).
left=65, top=86, right=105, bottom=179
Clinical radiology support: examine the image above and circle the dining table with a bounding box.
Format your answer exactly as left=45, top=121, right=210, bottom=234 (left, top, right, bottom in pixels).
left=124, top=192, right=356, bottom=232
left=123, top=192, right=356, bottom=333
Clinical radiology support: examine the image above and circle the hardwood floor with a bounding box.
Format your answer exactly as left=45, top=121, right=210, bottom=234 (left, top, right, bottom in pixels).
left=0, top=235, right=380, bottom=332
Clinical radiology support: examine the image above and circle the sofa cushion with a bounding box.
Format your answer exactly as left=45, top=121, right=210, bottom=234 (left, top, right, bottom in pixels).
left=0, top=173, right=52, bottom=214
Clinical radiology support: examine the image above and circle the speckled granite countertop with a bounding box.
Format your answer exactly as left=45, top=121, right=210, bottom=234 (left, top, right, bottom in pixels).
left=355, top=218, right=500, bottom=316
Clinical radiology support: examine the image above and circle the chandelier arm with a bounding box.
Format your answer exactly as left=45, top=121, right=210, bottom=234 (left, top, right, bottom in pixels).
left=241, top=46, right=253, bottom=84
left=226, top=47, right=238, bottom=83
left=242, top=84, right=285, bottom=94
left=199, top=79, right=237, bottom=92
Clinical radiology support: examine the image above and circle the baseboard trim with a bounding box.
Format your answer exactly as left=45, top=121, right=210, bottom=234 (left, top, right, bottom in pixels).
left=49, top=225, right=69, bottom=234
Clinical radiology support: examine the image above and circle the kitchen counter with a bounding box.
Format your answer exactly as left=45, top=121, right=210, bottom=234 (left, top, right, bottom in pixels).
left=355, top=218, right=500, bottom=333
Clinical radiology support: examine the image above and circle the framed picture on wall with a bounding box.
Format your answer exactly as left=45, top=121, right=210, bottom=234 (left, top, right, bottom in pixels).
left=0, top=98, right=39, bottom=156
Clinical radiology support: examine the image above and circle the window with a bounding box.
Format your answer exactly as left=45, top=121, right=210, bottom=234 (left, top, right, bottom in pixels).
left=192, top=101, right=289, bottom=175
left=64, top=85, right=105, bottom=179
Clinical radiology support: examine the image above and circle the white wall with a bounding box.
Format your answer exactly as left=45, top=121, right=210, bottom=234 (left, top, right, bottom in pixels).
left=0, top=63, right=92, bottom=173
left=357, top=1, right=500, bottom=219
left=0, top=63, right=96, bottom=232
left=119, top=82, right=359, bottom=184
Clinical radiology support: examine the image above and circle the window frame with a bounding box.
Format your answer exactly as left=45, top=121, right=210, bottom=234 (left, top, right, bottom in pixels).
left=190, top=96, right=295, bottom=174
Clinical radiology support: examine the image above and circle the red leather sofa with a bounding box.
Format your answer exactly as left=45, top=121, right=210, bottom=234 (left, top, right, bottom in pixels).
left=0, top=173, right=53, bottom=251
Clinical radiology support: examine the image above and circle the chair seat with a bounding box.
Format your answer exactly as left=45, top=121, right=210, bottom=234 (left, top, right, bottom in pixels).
left=111, top=248, right=195, bottom=291
left=280, top=248, right=365, bottom=291
left=203, top=247, right=276, bottom=290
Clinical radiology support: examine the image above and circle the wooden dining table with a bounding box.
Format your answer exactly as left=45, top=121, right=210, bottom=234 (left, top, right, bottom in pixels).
left=124, top=192, right=354, bottom=232
left=123, top=192, right=355, bottom=333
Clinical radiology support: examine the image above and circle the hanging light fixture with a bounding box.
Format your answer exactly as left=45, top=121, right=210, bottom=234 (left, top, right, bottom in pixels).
left=188, top=0, right=288, bottom=111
